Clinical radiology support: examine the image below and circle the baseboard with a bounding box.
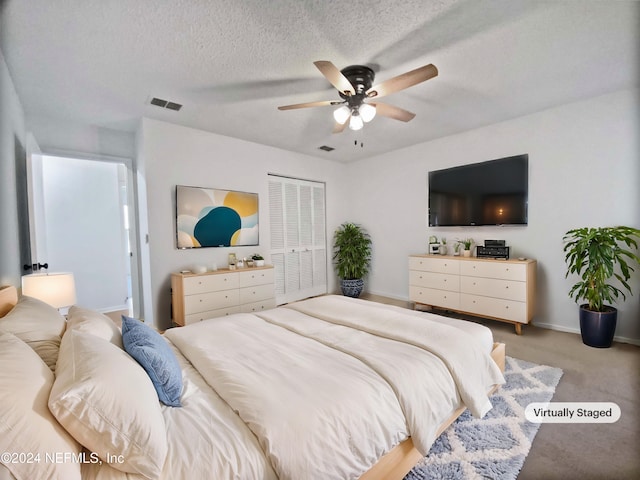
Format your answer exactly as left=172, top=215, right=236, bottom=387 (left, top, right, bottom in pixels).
left=366, top=290, right=409, bottom=302
left=97, top=304, right=129, bottom=315
left=532, top=321, right=640, bottom=346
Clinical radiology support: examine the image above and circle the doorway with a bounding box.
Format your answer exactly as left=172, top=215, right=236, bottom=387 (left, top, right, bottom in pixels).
left=31, top=154, right=134, bottom=315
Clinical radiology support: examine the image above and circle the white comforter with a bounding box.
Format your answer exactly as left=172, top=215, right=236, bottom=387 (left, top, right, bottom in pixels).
left=83, top=296, right=504, bottom=480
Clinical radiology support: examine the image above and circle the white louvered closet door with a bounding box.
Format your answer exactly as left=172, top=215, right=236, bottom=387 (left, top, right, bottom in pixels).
left=269, top=175, right=327, bottom=305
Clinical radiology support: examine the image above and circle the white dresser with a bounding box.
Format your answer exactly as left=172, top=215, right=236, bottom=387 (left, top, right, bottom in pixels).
left=409, top=255, right=536, bottom=334
left=171, top=266, right=275, bottom=326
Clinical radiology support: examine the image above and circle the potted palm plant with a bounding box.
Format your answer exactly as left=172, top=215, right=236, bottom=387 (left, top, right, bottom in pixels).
left=333, top=222, right=372, bottom=298
left=563, top=226, right=640, bottom=348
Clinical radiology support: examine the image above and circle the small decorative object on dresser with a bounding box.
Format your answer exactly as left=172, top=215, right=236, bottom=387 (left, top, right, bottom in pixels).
left=252, top=254, right=265, bottom=267
left=429, top=235, right=439, bottom=254
left=460, top=238, right=474, bottom=257
left=171, top=266, right=275, bottom=326
left=409, top=254, right=536, bottom=334
left=439, top=238, right=448, bottom=255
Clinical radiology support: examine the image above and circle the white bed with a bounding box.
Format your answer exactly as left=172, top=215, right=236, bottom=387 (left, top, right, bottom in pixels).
left=0, top=286, right=505, bottom=480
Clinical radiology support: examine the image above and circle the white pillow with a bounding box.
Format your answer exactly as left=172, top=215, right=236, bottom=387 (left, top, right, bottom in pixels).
left=0, top=295, right=66, bottom=371
left=49, top=330, right=168, bottom=479
left=0, top=330, right=81, bottom=480
left=66, top=305, right=123, bottom=348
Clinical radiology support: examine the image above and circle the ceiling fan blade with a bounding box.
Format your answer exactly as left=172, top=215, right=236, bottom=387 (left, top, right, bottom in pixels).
left=278, top=100, right=336, bottom=110
left=371, top=102, right=416, bottom=122
left=314, top=61, right=354, bottom=96
left=332, top=120, right=349, bottom=134
left=367, top=64, right=438, bottom=99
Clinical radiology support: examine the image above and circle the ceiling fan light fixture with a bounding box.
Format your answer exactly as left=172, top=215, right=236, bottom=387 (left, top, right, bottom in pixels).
left=333, top=105, right=350, bottom=124
left=359, top=103, right=376, bottom=123
left=349, top=112, right=364, bottom=131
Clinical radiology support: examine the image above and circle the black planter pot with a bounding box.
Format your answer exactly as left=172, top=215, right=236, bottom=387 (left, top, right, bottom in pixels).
left=579, top=304, right=617, bottom=348
left=340, top=278, right=364, bottom=298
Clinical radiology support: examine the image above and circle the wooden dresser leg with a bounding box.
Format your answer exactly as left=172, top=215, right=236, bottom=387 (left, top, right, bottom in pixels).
left=515, top=323, right=522, bottom=335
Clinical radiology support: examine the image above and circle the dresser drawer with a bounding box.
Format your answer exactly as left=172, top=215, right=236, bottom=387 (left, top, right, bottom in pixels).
left=460, top=293, right=527, bottom=323
left=183, top=273, right=239, bottom=295
left=184, top=306, right=241, bottom=324
left=410, top=286, right=460, bottom=310
left=460, top=261, right=527, bottom=281
left=239, top=268, right=275, bottom=287
left=460, top=276, right=526, bottom=302
left=409, top=256, right=460, bottom=274
left=239, top=283, right=275, bottom=304
left=240, top=298, right=276, bottom=314
left=410, top=270, right=459, bottom=291
left=184, top=289, right=239, bottom=315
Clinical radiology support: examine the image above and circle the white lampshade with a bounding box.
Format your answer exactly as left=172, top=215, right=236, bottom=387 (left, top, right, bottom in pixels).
left=333, top=105, right=351, bottom=124
left=359, top=103, right=376, bottom=123
left=22, top=272, right=77, bottom=309
left=349, top=113, right=364, bottom=131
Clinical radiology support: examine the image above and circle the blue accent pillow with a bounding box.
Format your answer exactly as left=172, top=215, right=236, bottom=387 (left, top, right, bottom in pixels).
left=121, top=316, right=182, bottom=407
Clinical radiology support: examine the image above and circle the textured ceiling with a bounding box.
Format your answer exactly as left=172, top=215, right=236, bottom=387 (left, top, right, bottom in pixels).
left=1, top=0, right=638, bottom=162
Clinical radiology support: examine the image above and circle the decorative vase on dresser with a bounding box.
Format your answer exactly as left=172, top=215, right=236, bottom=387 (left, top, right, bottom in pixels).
left=409, top=255, right=536, bottom=334
left=171, top=266, right=275, bottom=326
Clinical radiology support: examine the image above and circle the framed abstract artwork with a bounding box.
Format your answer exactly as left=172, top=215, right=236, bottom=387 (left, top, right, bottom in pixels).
left=175, top=185, right=259, bottom=248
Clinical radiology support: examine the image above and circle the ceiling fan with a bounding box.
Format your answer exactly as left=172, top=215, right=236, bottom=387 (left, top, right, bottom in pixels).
left=278, top=61, right=438, bottom=133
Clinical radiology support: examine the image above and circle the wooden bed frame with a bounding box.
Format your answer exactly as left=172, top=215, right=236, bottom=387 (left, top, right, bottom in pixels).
left=0, top=285, right=505, bottom=480
left=361, top=342, right=506, bottom=480
left=0, top=285, right=18, bottom=317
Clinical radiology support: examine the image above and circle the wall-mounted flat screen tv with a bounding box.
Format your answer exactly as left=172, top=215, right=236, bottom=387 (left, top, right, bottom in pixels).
left=176, top=185, right=259, bottom=248
left=428, top=154, right=528, bottom=226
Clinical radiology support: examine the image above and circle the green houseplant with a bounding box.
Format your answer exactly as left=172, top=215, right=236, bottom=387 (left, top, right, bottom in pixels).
left=333, top=222, right=372, bottom=298
left=460, top=238, right=474, bottom=257
left=251, top=254, right=265, bottom=267
left=563, top=226, right=640, bottom=347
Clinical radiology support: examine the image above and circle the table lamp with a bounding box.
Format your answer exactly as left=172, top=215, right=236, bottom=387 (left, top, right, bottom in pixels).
left=21, top=272, right=77, bottom=310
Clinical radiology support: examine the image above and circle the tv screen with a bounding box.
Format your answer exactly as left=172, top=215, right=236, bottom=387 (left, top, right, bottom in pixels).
left=176, top=185, right=259, bottom=248
left=428, top=154, right=528, bottom=226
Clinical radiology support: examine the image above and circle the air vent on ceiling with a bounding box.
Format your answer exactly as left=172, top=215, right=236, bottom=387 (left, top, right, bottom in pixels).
left=149, top=97, right=182, bottom=111
left=165, top=102, right=182, bottom=111
left=318, top=145, right=335, bottom=152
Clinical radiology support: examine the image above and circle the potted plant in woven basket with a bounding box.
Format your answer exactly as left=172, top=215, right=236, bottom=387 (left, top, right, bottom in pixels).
left=563, top=226, right=640, bottom=348
left=333, top=222, right=372, bottom=298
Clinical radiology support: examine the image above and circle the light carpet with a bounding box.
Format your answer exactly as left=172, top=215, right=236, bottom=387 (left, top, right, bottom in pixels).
left=406, top=356, right=563, bottom=480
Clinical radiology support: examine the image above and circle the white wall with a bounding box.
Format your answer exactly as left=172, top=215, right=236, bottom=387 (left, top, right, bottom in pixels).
left=138, top=118, right=349, bottom=329
left=0, top=48, right=26, bottom=285
left=346, top=88, right=640, bottom=343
